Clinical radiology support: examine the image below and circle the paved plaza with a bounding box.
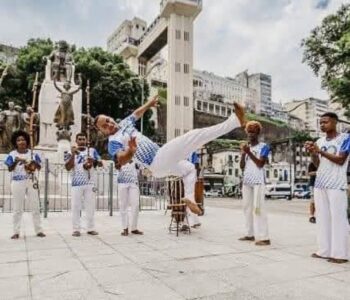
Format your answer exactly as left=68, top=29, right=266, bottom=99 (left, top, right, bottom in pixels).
left=1, top=199, right=350, bottom=300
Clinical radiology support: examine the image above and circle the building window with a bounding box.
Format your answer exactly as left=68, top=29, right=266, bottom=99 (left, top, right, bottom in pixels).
left=175, top=128, right=181, bottom=137
left=229, top=169, right=233, bottom=176
left=175, top=62, right=181, bottom=72
left=184, top=96, right=189, bottom=107
left=215, top=105, right=220, bottom=115
left=266, top=170, right=270, bottom=178
left=175, top=29, right=181, bottom=40
left=136, top=24, right=139, bottom=29
left=184, top=31, right=190, bottom=41
left=209, top=104, right=214, bottom=113
left=203, top=102, right=208, bottom=111
left=197, top=100, right=202, bottom=110
left=222, top=107, right=226, bottom=116
left=235, top=169, right=239, bottom=177
left=175, top=95, right=181, bottom=105
left=184, top=63, right=189, bottom=74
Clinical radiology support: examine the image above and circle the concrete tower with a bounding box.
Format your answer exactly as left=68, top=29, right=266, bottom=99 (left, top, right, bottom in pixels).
left=107, top=0, right=202, bottom=141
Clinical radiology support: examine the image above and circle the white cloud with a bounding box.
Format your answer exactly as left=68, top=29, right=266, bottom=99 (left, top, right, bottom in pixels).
left=0, top=0, right=348, bottom=102
left=191, top=0, right=348, bottom=102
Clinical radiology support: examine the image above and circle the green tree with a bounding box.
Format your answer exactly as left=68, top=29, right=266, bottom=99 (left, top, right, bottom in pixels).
left=0, top=38, right=154, bottom=135
left=302, top=4, right=350, bottom=115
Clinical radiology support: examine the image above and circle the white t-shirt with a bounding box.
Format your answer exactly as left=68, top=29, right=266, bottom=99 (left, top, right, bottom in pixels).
left=116, top=161, right=139, bottom=185
left=314, top=133, right=350, bottom=190
left=108, top=114, right=159, bottom=167
left=4, top=150, right=41, bottom=181
left=64, top=148, right=101, bottom=187
left=242, top=142, right=270, bottom=186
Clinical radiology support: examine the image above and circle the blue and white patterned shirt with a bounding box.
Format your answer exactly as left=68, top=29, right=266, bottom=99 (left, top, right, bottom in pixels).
left=242, top=142, right=270, bottom=186
left=64, top=148, right=101, bottom=187
left=315, top=133, right=350, bottom=190
left=108, top=114, right=159, bottom=167
left=116, top=161, right=139, bottom=184
left=4, top=150, right=41, bottom=181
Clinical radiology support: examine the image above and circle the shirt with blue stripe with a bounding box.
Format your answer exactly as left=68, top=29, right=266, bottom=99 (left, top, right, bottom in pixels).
left=315, top=133, right=350, bottom=190
left=108, top=114, right=159, bottom=167
left=116, top=161, right=139, bottom=184
left=64, top=148, right=101, bottom=187
left=4, top=150, right=41, bottom=181
left=242, top=142, right=270, bottom=186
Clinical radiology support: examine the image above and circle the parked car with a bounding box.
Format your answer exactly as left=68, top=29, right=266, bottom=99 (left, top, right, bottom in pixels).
left=293, top=188, right=311, bottom=199
left=265, top=184, right=292, bottom=200
left=204, top=190, right=219, bottom=197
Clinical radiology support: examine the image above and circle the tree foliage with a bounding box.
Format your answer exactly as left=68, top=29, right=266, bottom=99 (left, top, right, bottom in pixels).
left=0, top=38, right=154, bottom=135
left=302, top=4, right=350, bottom=115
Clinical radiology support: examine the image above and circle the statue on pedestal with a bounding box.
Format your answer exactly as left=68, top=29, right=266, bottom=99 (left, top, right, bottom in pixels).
left=53, top=78, right=81, bottom=131
left=0, top=102, right=22, bottom=151
left=45, top=40, right=75, bottom=82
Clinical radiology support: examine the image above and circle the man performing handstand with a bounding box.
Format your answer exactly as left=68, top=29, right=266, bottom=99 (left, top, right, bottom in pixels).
left=94, top=96, right=246, bottom=214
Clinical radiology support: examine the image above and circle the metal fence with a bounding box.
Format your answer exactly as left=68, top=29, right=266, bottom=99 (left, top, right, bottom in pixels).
left=0, top=159, right=169, bottom=216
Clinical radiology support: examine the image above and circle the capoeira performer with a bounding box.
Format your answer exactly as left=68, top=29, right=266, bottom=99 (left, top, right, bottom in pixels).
left=239, top=121, right=271, bottom=246
left=305, top=112, right=349, bottom=263
left=64, top=132, right=102, bottom=237
left=117, top=161, right=143, bottom=236
left=4, top=130, right=45, bottom=239
left=94, top=96, right=246, bottom=216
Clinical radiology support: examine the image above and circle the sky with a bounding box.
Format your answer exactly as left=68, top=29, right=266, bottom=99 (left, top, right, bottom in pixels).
left=0, top=0, right=348, bottom=102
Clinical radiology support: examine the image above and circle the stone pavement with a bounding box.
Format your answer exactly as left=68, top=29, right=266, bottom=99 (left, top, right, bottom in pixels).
left=1, top=200, right=350, bottom=300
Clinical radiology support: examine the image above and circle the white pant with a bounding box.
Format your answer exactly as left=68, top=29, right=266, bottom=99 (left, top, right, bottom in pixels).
left=242, top=184, right=269, bottom=241
left=11, top=179, right=43, bottom=235
left=150, top=114, right=240, bottom=203
left=71, top=185, right=96, bottom=231
left=314, top=188, right=349, bottom=260
left=118, top=183, right=140, bottom=230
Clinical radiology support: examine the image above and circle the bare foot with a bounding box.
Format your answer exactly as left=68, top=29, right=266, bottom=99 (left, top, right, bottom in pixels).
left=233, top=102, right=247, bottom=128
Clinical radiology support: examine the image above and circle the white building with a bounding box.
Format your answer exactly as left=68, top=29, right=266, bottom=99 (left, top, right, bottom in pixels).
left=235, top=71, right=272, bottom=115
left=0, top=44, right=18, bottom=64
left=270, top=102, right=288, bottom=122
left=284, top=98, right=329, bottom=137
left=193, top=70, right=258, bottom=110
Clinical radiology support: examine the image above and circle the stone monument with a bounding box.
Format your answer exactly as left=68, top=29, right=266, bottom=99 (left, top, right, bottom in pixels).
left=37, top=40, right=82, bottom=162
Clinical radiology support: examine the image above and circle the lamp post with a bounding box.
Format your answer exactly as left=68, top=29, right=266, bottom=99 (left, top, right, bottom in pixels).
left=119, top=60, right=162, bottom=133
left=280, top=100, right=309, bottom=199
left=139, top=60, right=162, bottom=134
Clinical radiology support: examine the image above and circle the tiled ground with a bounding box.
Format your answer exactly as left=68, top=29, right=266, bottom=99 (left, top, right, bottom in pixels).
left=0, top=201, right=350, bottom=300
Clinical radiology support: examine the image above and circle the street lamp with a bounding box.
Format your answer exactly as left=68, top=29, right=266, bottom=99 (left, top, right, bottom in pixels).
left=119, top=60, right=162, bottom=133
left=279, top=100, right=309, bottom=199
left=139, top=60, right=162, bottom=134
